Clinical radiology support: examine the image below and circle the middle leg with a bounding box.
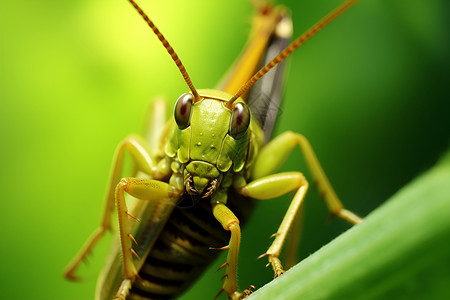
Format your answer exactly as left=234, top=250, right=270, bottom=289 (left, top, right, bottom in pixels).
left=211, top=192, right=255, bottom=300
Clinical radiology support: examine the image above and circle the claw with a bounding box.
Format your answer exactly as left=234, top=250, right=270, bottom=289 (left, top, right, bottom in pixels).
left=268, top=256, right=285, bottom=278
left=275, top=269, right=285, bottom=278
left=231, top=285, right=256, bottom=300
left=241, top=285, right=256, bottom=298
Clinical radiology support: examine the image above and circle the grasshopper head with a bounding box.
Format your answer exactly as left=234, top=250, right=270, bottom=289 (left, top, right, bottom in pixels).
left=167, top=90, right=251, bottom=197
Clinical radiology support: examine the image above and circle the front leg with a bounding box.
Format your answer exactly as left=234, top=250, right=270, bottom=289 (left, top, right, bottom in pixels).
left=115, top=177, right=178, bottom=280
left=211, top=192, right=254, bottom=300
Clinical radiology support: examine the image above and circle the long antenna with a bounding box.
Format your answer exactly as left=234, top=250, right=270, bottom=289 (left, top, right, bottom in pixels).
left=128, top=0, right=200, bottom=101
left=227, top=0, right=360, bottom=105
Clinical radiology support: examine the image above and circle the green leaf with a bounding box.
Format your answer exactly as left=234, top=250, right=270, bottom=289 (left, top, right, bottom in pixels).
left=249, top=150, right=450, bottom=300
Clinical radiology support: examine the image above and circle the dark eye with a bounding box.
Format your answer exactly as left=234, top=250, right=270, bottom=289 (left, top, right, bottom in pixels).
left=229, top=102, right=250, bottom=139
left=174, top=93, right=193, bottom=129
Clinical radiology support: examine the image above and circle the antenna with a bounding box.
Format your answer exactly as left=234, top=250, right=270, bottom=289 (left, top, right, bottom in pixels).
left=128, top=0, right=200, bottom=101
left=227, top=0, right=360, bottom=106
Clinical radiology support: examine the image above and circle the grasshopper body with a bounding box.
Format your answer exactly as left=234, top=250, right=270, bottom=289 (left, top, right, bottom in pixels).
left=98, top=91, right=264, bottom=299
left=65, top=1, right=363, bottom=299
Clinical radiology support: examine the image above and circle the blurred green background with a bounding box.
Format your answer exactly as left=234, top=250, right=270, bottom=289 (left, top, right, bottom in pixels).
left=0, top=0, right=448, bottom=299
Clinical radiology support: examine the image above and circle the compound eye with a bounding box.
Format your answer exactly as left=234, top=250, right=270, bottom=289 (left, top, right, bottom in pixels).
left=174, top=93, right=193, bottom=129
left=229, top=102, right=250, bottom=139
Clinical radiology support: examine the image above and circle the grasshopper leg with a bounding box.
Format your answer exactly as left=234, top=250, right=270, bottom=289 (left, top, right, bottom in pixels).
left=252, top=131, right=363, bottom=224
left=238, top=172, right=309, bottom=277
left=241, top=131, right=363, bottom=277
left=64, top=135, right=170, bottom=280
left=211, top=200, right=254, bottom=300
left=115, top=177, right=178, bottom=280
left=212, top=202, right=240, bottom=299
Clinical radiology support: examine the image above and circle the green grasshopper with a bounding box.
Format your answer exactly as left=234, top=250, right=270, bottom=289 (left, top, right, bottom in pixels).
left=65, top=0, right=363, bottom=299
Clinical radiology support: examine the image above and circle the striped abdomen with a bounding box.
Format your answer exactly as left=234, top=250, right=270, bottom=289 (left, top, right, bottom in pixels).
left=126, top=192, right=255, bottom=299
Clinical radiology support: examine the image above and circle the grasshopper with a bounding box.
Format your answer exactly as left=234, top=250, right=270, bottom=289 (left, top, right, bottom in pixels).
left=65, top=0, right=363, bottom=299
